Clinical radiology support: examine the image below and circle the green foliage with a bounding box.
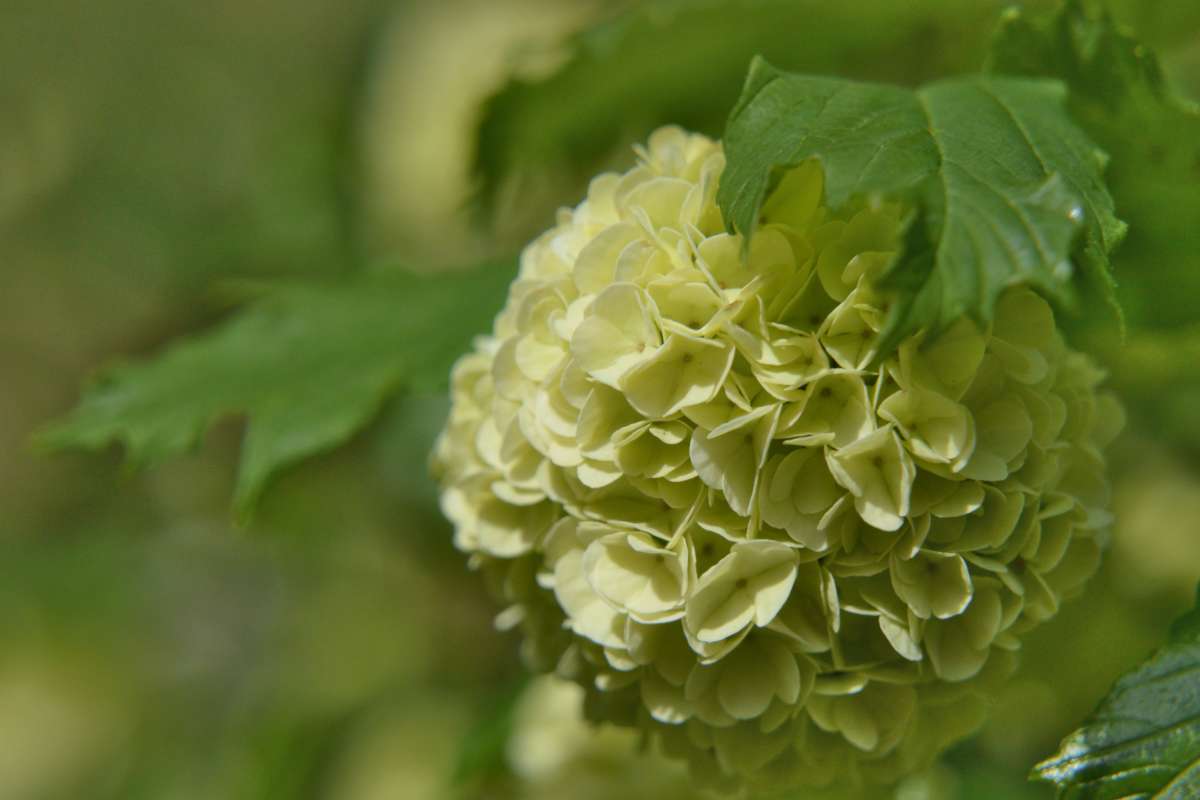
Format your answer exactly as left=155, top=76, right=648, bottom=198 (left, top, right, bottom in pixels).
left=718, top=58, right=1122, bottom=356
left=450, top=679, right=527, bottom=796
left=988, top=0, right=1200, bottom=331
left=1033, top=584, right=1200, bottom=798
left=474, top=0, right=1016, bottom=215
left=988, top=0, right=1200, bottom=457
left=39, top=263, right=515, bottom=517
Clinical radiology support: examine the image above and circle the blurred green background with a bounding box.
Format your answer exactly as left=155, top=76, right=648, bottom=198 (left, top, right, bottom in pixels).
left=3, top=1, right=1199, bottom=797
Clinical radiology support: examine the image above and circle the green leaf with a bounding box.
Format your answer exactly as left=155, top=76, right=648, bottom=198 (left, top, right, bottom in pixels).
left=1033, top=584, right=1200, bottom=798
left=473, top=0, right=1026, bottom=216
left=717, top=58, right=1122, bottom=356
left=38, top=263, right=515, bottom=517
left=450, top=678, right=528, bottom=793
left=988, top=0, right=1200, bottom=331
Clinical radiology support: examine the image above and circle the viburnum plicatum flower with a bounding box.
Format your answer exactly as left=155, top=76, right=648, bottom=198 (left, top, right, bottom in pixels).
left=432, top=127, right=1122, bottom=791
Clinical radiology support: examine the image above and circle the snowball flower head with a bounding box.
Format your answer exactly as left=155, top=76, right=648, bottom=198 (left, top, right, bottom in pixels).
left=433, top=127, right=1121, bottom=791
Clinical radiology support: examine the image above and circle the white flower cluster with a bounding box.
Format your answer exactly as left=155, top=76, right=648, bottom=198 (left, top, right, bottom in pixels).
left=433, top=127, right=1121, bottom=790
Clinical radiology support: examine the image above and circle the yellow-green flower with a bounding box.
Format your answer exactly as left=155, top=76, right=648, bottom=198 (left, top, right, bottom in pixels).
left=432, top=127, right=1121, bottom=793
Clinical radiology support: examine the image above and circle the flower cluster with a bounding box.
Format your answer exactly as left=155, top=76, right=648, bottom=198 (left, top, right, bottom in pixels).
left=433, top=127, right=1121, bottom=791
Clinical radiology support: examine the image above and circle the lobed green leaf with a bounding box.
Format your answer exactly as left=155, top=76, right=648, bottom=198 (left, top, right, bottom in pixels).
left=988, top=0, right=1200, bottom=331
left=718, top=58, right=1122, bottom=356
left=987, top=0, right=1200, bottom=457
left=38, top=263, right=515, bottom=517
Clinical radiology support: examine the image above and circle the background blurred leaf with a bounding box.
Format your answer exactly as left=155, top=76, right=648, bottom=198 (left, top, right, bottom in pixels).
left=450, top=678, right=527, bottom=797
left=473, top=0, right=1024, bottom=219
left=38, top=263, right=515, bottom=517
left=718, top=59, right=1120, bottom=355
left=1033, top=584, right=1200, bottom=798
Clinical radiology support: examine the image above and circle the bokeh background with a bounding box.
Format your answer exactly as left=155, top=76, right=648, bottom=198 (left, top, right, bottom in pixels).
left=3, top=1, right=1199, bottom=798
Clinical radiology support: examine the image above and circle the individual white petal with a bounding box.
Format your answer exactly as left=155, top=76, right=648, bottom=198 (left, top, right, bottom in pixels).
left=783, top=371, right=874, bottom=448
left=573, top=222, right=642, bottom=294
left=889, top=550, right=973, bottom=620
left=685, top=541, right=799, bottom=644
left=879, top=385, right=976, bottom=469
left=826, top=427, right=916, bottom=531
left=582, top=531, right=689, bottom=621
left=621, top=333, right=735, bottom=419
left=689, top=404, right=780, bottom=516
left=570, top=283, right=661, bottom=387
